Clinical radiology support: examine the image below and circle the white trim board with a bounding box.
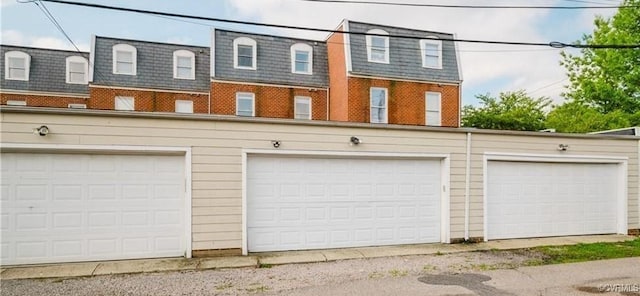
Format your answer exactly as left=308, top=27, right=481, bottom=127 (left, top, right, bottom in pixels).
left=0, top=143, right=193, bottom=259
left=482, top=152, right=628, bottom=241
left=241, top=149, right=451, bottom=255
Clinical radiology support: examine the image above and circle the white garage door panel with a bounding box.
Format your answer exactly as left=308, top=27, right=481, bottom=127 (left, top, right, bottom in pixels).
left=1, top=153, right=186, bottom=265
left=487, top=161, right=618, bottom=240
left=247, top=156, right=442, bottom=252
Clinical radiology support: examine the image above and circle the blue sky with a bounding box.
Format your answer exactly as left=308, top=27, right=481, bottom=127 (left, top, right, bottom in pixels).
left=0, top=0, right=619, bottom=106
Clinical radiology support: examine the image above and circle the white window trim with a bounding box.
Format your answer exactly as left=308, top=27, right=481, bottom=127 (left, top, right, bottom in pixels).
left=68, top=103, right=87, bottom=109
left=173, top=50, right=195, bottom=80
left=65, top=56, right=89, bottom=84
left=426, top=91, right=442, bottom=126
left=420, top=38, right=443, bottom=69
left=290, top=43, right=313, bottom=75
left=294, top=96, right=312, bottom=120
left=6, top=100, right=27, bottom=106
left=233, top=37, right=257, bottom=70
left=175, top=100, right=194, bottom=113
left=112, top=44, right=137, bottom=75
left=236, top=92, right=255, bottom=116
left=115, top=96, right=135, bottom=111
left=366, top=29, right=389, bottom=64
left=370, top=87, right=388, bottom=124
left=4, top=51, right=30, bottom=81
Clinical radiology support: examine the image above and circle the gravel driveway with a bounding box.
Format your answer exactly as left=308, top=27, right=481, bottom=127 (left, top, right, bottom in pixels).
left=1, top=250, right=539, bottom=296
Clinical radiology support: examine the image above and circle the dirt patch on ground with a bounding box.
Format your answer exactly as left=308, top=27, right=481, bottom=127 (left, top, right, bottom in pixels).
left=1, top=249, right=547, bottom=296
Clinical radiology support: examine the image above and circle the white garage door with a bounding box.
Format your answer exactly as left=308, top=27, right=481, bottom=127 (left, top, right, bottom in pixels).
left=247, top=155, right=442, bottom=252
left=1, top=153, right=186, bottom=265
left=486, top=161, right=619, bottom=240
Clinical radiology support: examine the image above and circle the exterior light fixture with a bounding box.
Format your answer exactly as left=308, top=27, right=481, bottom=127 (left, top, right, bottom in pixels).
left=350, top=136, right=362, bottom=145
left=33, top=125, right=49, bottom=136
left=271, top=140, right=281, bottom=148
left=558, top=144, right=569, bottom=151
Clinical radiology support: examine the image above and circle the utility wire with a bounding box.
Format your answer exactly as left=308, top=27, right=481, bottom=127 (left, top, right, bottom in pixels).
left=150, top=13, right=562, bottom=53
left=29, top=0, right=123, bottom=104
left=36, top=0, right=640, bottom=49
left=298, top=0, right=638, bottom=9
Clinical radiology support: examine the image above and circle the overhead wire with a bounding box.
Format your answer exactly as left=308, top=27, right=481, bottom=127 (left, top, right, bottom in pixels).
left=298, top=0, right=638, bottom=9
left=29, top=0, right=124, bottom=105
left=37, top=0, right=640, bottom=49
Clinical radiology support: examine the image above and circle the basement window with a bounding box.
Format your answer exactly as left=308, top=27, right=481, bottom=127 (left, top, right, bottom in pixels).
left=115, top=96, right=135, bottom=111
left=236, top=92, right=255, bottom=116
left=294, top=96, right=312, bottom=119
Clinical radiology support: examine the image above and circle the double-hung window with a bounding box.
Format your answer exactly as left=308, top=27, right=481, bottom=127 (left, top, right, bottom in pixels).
left=66, top=56, right=88, bottom=84
left=173, top=50, right=195, bottom=80
left=366, top=29, right=389, bottom=63
left=370, top=87, right=388, bottom=123
left=420, top=38, right=442, bottom=69
left=4, top=51, right=30, bottom=81
left=425, top=92, right=442, bottom=126
left=113, top=44, right=137, bottom=75
left=290, top=43, right=313, bottom=74
left=233, top=37, right=257, bottom=70
left=236, top=92, right=255, bottom=116
left=294, top=96, right=312, bottom=119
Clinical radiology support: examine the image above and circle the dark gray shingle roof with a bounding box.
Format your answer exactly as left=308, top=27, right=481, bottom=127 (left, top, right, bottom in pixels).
left=213, top=29, right=329, bottom=88
left=347, top=21, right=461, bottom=82
left=1, top=45, right=89, bottom=94
left=92, top=37, right=210, bottom=92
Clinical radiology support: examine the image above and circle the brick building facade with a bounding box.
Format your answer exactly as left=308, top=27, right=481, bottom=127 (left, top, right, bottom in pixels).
left=1, top=20, right=462, bottom=127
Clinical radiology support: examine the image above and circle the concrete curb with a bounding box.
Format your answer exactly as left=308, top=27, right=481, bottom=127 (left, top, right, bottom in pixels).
left=1, top=234, right=634, bottom=280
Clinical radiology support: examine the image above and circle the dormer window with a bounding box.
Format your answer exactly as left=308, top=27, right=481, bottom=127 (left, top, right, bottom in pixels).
left=173, top=50, right=195, bottom=80
left=233, top=37, right=257, bottom=70
left=4, top=51, right=30, bottom=81
left=366, top=29, right=389, bottom=64
left=290, top=43, right=313, bottom=74
left=420, top=38, right=442, bottom=69
left=65, top=56, right=88, bottom=84
left=112, top=44, right=137, bottom=75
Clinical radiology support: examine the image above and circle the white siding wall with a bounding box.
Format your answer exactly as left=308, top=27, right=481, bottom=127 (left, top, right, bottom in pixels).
left=1, top=110, right=637, bottom=251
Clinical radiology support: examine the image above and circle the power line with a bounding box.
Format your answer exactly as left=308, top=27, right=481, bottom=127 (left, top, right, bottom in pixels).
left=28, top=0, right=123, bottom=104
left=36, top=0, right=640, bottom=49
left=298, top=0, right=638, bottom=9
left=150, top=13, right=563, bottom=53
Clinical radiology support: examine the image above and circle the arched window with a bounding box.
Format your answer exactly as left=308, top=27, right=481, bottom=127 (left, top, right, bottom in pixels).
left=4, top=51, right=30, bottom=81
left=366, top=29, right=389, bottom=63
left=233, top=37, right=257, bottom=70
left=420, top=37, right=442, bottom=69
left=290, top=43, right=313, bottom=74
left=112, top=44, right=137, bottom=75
left=173, top=50, right=195, bottom=79
left=66, top=56, right=88, bottom=84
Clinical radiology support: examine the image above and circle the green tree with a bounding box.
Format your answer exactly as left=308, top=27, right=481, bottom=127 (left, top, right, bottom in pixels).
left=545, top=101, right=631, bottom=133
left=462, top=90, right=550, bottom=131
left=561, top=0, right=640, bottom=113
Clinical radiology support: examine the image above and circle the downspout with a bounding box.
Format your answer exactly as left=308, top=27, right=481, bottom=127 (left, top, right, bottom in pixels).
left=464, top=132, right=472, bottom=241
left=326, top=87, right=330, bottom=121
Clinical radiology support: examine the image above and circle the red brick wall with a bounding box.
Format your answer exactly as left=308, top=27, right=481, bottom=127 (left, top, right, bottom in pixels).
left=211, top=82, right=328, bottom=120
left=89, top=87, right=209, bottom=113
left=326, top=26, right=349, bottom=122
left=347, top=77, right=460, bottom=127
left=1, top=93, right=88, bottom=108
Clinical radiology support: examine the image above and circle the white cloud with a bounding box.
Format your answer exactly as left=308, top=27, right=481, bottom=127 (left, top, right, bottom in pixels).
left=0, top=30, right=89, bottom=51
left=223, top=0, right=606, bottom=104
left=1, top=0, right=16, bottom=8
